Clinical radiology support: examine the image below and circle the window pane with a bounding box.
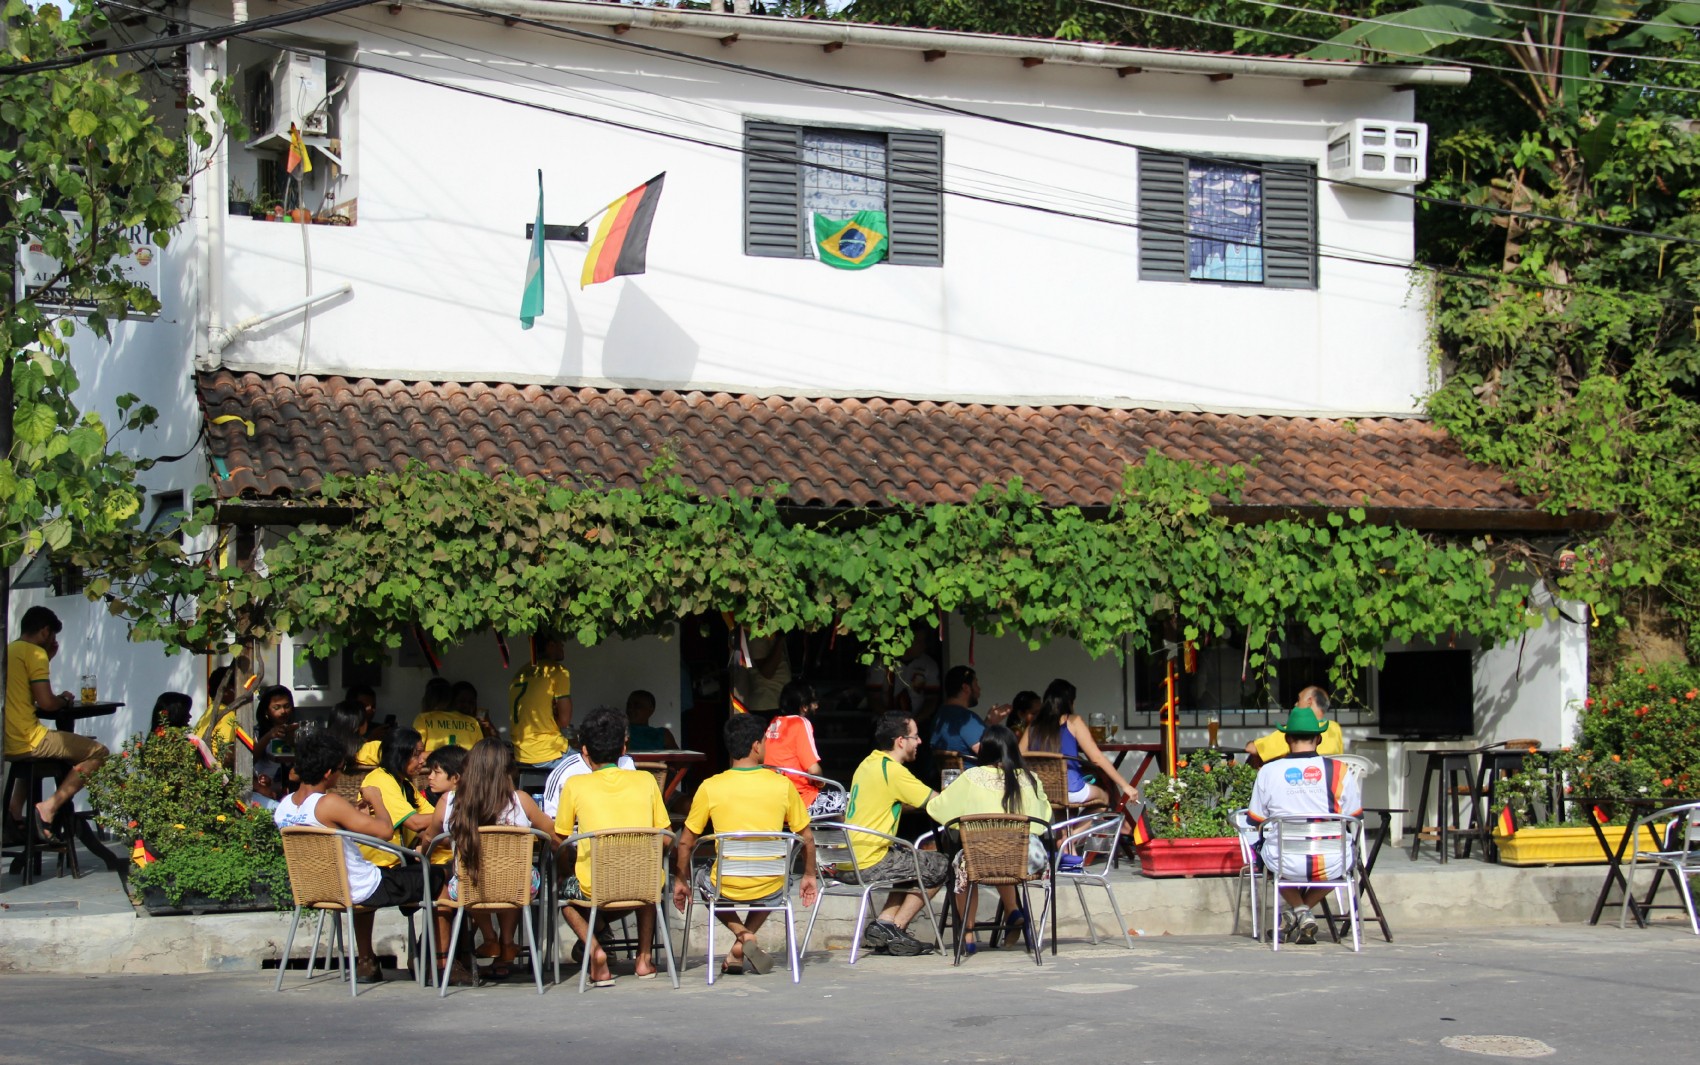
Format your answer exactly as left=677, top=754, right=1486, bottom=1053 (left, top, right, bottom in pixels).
left=803, top=129, right=887, bottom=219
left=1187, top=163, right=1263, bottom=283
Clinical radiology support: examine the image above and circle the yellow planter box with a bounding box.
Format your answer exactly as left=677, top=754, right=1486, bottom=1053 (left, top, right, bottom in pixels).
left=1494, top=825, right=1626, bottom=866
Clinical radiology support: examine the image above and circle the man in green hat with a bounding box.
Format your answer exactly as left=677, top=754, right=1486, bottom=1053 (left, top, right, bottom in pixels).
left=1246, top=706, right=1362, bottom=944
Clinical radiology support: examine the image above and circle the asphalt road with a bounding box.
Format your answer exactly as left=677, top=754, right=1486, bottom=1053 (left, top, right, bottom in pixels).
left=2, top=924, right=1696, bottom=1064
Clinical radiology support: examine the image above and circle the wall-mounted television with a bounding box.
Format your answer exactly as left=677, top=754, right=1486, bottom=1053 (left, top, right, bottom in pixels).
left=1376, top=650, right=1474, bottom=737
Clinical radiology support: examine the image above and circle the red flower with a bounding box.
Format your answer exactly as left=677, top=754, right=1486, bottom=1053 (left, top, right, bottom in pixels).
left=1585, top=698, right=1594, bottom=708
left=1663, top=778, right=1675, bottom=787
left=1637, top=706, right=1650, bottom=716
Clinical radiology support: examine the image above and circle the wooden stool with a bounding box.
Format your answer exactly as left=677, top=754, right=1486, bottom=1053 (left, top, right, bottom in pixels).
left=1408, top=750, right=1478, bottom=864
left=3, top=757, right=80, bottom=885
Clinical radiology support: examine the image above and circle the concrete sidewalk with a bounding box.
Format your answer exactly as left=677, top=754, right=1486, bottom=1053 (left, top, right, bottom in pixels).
left=1, top=838, right=1681, bottom=975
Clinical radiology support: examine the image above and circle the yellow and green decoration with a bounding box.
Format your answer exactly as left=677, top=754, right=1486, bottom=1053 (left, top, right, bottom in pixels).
left=814, top=211, right=888, bottom=269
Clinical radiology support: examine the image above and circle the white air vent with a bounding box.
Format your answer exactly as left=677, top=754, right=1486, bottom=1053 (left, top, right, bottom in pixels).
left=1326, top=119, right=1426, bottom=187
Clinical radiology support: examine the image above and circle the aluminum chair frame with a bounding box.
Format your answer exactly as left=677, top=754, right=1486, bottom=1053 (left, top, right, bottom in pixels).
left=1229, top=808, right=1262, bottom=942
left=936, top=814, right=1055, bottom=967
left=680, top=831, right=808, bottom=984
left=429, top=827, right=553, bottom=996
left=771, top=767, right=848, bottom=816
left=275, top=827, right=437, bottom=997
left=1621, top=801, right=1700, bottom=935
left=1260, top=814, right=1364, bottom=952
left=1050, top=810, right=1133, bottom=951
left=553, top=829, right=681, bottom=991
left=801, top=821, right=945, bottom=964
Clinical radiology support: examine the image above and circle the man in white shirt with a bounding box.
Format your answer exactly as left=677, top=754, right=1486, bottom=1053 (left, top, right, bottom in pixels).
left=540, top=747, right=636, bottom=819
left=1246, top=707, right=1362, bottom=945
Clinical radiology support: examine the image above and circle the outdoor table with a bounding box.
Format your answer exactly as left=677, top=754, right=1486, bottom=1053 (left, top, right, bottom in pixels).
left=1319, top=806, right=1402, bottom=943
left=36, top=702, right=127, bottom=875
left=634, top=750, right=706, bottom=800
left=1579, top=795, right=1689, bottom=927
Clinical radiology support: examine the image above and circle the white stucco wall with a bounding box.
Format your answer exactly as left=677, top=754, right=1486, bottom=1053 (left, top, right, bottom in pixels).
left=196, top=3, right=1430, bottom=415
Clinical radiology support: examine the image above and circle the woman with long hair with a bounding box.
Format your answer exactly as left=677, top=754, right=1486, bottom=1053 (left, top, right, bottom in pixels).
left=762, top=680, right=844, bottom=817
left=437, top=739, right=556, bottom=981
left=357, top=728, right=436, bottom=876
left=1020, top=678, right=1138, bottom=810
left=926, top=724, right=1051, bottom=954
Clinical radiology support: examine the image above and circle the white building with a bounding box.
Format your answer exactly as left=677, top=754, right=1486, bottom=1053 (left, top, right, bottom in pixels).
left=20, top=2, right=1592, bottom=818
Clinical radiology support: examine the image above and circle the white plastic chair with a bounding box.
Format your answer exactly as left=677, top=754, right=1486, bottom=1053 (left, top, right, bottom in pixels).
left=1230, top=808, right=1263, bottom=941
left=1261, top=814, right=1364, bottom=952
left=1621, top=801, right=1700, bottom=935
left=681, top=831, right=808, bottom=984
left=1330, top=753, right=1377, bottom=784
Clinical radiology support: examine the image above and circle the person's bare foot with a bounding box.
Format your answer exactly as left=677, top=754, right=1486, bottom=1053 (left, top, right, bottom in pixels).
left=588, top=946, right=613, bottom=984
left=634, top=955, right=658, bottom=979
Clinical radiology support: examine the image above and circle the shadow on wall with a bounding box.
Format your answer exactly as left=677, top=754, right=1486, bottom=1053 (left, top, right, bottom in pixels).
left=1475, top=633, right=1562, bottom=743
left=601, top=281, right=700, bottom=387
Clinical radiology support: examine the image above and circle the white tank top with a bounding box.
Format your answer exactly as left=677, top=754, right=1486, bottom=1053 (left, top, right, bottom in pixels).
left=273, top=790, right=382, bottom=905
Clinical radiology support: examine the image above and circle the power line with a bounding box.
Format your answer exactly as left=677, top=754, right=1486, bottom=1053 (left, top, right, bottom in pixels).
left=421, top=0, right=1700, bottom=250
left=0, top=0, right=384, bottom=76
left=1238, top=0, right=1700, bottom=69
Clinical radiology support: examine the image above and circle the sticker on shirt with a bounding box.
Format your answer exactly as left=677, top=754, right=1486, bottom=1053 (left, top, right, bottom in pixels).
left=1284, top=765, right=1324, bottom=785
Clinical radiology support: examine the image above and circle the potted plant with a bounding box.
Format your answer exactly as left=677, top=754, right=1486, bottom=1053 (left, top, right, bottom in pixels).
left=84, top=727, right=289, bottom=914
left=250, top=190, right=280, bottom=221
left=1135, top=750, right=1257, bottom=877
left=228, top=181, right=253, bottom=217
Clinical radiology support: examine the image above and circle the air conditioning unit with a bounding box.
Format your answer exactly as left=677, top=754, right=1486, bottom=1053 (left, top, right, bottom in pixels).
left=268, top=50, right=329, bottom=139
left=1326, top=119, right=1426, bottom=187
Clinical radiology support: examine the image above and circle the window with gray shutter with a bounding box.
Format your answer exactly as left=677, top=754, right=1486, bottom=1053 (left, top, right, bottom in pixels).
left=743, top=121, right=943, bottom=266
left=745, top=121, right=805, bottom=258
left=1137, top=151, right=1316, bottom=290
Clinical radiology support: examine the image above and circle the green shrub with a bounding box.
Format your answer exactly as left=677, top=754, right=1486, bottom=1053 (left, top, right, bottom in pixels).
left=1581, top=662, right=1700, bottom=797
left=1139, top=750, right=1256, bottom=839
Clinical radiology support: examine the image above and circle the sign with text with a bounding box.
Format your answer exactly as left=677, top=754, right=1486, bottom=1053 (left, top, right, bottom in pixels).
left=16, top=212, right=163, bottom=320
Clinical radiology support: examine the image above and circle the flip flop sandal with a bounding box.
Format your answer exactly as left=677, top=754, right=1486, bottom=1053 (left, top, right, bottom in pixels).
left=740, top=941, right=774, bottom=975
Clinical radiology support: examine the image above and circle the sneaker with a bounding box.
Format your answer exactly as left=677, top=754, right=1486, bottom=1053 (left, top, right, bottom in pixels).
left=1293, top=907, right=1318, bottom=945
left=1276, top=910, right=1297, bottom=944
left=863, top=918, right=926, bottom=956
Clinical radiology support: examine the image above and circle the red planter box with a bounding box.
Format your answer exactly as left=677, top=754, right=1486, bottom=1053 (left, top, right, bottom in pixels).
left=1136, top=836, right=1245, bottom=878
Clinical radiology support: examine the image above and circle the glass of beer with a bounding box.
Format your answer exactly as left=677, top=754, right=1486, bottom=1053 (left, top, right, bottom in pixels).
left=80, top=674, right=98, bottom=704
left=1207, top=716, right=1220, bottom=749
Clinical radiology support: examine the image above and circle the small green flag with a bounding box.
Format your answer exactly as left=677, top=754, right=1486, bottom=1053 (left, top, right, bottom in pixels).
left=519, top=170, right=545, bottom=329
left=813, top=211, right=888, bottom=270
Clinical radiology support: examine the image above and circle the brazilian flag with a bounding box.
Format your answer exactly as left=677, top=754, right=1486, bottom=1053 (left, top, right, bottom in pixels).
left=814, top=211, right=888, bottom=270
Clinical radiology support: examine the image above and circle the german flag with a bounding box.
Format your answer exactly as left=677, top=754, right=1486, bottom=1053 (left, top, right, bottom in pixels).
left=1130, top=810, right=1152, bottom=846
left=131, top=839, right=156, bottom=867
left=1592, top=804, right=1611, bottom=825
left=233, top=724, right=255, bottom=753
left=287, top=123, right=312, bottom=174
left=1497, top=803, right=1517, bottom=837
left=580, top=173, right=666, bottom=288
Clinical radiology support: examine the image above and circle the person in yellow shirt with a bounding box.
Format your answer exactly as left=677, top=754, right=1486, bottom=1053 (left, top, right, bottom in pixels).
left=414, top=677, right=489, bottom=753
left=509, top=634, right=573, bottom=767
left=359, top=728, right=437, bottom=871
left=5, top=607, right=108, bottom=834
left=843, top=711, right=947, bottom=956
left=553, top=706, right=668, bottom=985
left=1246, top=686, right=1345, bottom=766
left=672, top=714, right=818, bottom=976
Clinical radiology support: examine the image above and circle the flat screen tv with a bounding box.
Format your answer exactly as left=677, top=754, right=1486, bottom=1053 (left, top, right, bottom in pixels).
left=1377, top=650, right=1475, bottom=738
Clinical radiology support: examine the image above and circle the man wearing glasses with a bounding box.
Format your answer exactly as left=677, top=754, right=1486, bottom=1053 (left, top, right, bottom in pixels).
left=842, top=711, right=946, bottom=955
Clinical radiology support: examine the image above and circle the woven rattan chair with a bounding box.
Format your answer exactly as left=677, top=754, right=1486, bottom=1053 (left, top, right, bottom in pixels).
left=937, top=814, right=1053, bottom=966
left=1050, top=810, right=1133, bottom=951
left=681, top=831, right=808, bottom=985
left=1024, top=752, right=1107, bottom=820
left=436, top=826, right=551, bottom=996
left=275, top=827, right=436, bottom=997
left=332, top=768, right=371, bottom=807
left=553, top=829, right=680, bottom=991
left=802, top=821, right=945, bottom=964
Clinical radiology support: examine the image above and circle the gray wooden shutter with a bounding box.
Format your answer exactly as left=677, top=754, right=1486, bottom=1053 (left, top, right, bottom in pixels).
left=1261, top=162, right=1317, bottom=289
left=745, top=121, right=804, bottom=258
left=1137, top=151, right=1189, bottom=282
left=886, top=130, right=944, bottom=266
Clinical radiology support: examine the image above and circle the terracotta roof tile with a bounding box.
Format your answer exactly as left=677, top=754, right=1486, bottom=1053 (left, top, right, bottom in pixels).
left=196, top=371, right=1576, bottom=530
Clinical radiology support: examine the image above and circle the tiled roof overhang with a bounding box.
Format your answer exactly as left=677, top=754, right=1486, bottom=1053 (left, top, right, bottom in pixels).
left=197, top=372, right=1607, bottom=534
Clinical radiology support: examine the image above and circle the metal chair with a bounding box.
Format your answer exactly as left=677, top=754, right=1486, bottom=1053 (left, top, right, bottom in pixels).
left=436, top=826, right=551, bottom=996
left=1621, top=801, right=1700, bottom=935
left=771, top=767, right=848, bottom=818
left=1230, top=808, right=1262, bottom=941
left=681, top=831, right=808, bottom=984
left=275, top=827, right=437, bottom=997
left=801, top=821, right=945, bottom=964
left=936, top=814, right=1053, bottom=966
left=1050, top=810, right=1133, bottom=951
left=553, top=828, right=680, bottom=991
left=1261, top=814, right=1364, bottom=952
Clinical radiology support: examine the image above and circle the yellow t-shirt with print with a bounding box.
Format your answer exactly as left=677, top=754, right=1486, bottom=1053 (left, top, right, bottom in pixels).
left=553, top=766, right=668, bottom=899
left=1252, top=720, right=1344, bottom=763
left=509, top=661, right=571, bottom=765
left=4, top=640, right=51, bottom=757
left=356, top=739, right=382, bottom=768
left=845, top=750, right=933, bottom=868
left=684, top=767, right=809, bottom=901
left=415, top=709, right=482, bottom=753
left=359, top=767, right=438, bottom=867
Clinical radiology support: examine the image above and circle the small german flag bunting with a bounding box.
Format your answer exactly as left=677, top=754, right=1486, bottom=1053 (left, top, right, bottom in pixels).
left=1592, top=804, right=1612, bottom=826
left=131, top=839, right=156, bottom=867
left=233, top=724, right=255, bottom=753
left=1130, top=810, right=1152, bottom=846
left=581, top=173, right=665, bottom=288
left=1496, top=804, right=1517, bottom=838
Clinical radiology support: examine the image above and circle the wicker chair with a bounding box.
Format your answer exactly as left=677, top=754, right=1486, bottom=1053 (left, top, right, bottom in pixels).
left=436, top=826, right=551, bottom=996
left=553, top=829, right=680, bottom=991
left=275, top=827, right=436, bottom=997
left=936, top=814, right=1053, bottom=966
left=332, top=768, right=371, bottom=807
left=632, top=762, right=670, bottom=795
left=1025, top=752, right=1107, bottom=821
